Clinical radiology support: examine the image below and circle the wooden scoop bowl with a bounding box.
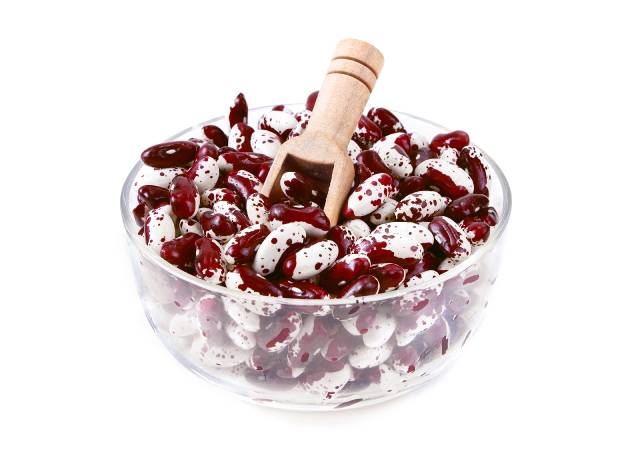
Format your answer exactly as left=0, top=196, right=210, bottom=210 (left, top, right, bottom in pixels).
left=260, top=39, right=384, bottom=226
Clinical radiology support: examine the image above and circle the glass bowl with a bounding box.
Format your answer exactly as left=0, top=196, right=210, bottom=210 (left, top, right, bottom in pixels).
left=121, top=104, right=512, bottom=411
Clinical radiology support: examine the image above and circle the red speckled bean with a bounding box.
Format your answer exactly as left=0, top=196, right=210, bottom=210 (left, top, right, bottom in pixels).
left=355, top=150, right=392, bottom=184
left=320, top=253, right=371, bottom=293
left=444, top=193, right=490, bottom=222
left=229, top=92, right=248, bottom=127
left=366, top=107, right=405, bottom=136
left=306, top=90, right=319, bottom=110
left=415, top=159, right=474, bottom=199
left=194, top=236, right=226, bottom=284
left=256, top=311, right=302, bottom=352
left=352, top=115, right=382, bottom=149
left=226, top=169, right=262, bottom=201
left=169, top=175, right=200, bottom=219
left=141, top=141, right=198, bottom=168
left=342, top=173, right=394, bottom=219
left=160, top=232, right=200, bottom=272
left=326, top=225, right=356, bottom=258
left=200, top=211, right=236, bottom=243
left=137, top=185, right=170, bottom=209
left=202, top=125, right=228, bottom=147
left=429, top=130, right=470, bottom=153
left=228, top=123, right=254, bottom=151
left=369, top=263, right=406, bottom=292
left=280, top=171, right=328, bottom=205
left=336, top=274, right=380, bottom=298
left=269, top=203, right=330, bottom=237
left=459, top=145, right=491, bottom=196
left=223, top=224, right=270, bottom=265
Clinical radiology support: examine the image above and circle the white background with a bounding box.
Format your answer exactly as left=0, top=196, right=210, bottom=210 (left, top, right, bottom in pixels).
left=1, top=1, right=639, bottom=462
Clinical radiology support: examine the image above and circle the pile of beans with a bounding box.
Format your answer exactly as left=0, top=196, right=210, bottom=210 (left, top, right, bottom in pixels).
left=132, top=92, right=499, bottom=400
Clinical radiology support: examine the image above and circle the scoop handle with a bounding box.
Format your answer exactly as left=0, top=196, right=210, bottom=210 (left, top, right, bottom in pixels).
left=305, top=39, right=384, bottom=151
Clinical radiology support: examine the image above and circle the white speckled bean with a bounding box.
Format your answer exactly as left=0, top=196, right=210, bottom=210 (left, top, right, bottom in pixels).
left=179, top=218, right=203, bottom=236
left=284, top=240, right=339, bottom=280
left=188, top=154, right=219, bottom=193
left=144, top=205, right=176, bottom=252
left=368, top=198, right=398, bottom=225
left=303, top=363, right=353, bottom=398
left=414, top=158, right=474, bottom=196
left=250, top=129, right=281, bottom=158
left=343, top=173, right=394, bottom=218
left=362, top=312, right=397, bottom=348
left=372, top=132, right=405, bottom=154
left=348, top=341, right=393, bottom=369
left=396, top=310, right=440, bottom=346
left=439, top=146, right=459, bottom=164
left=403, top=269, right=442, bottom=291
left=378, top=144, right=412, bottom=178
left=223, top=299, right=260, bottom=332
left=169, top=310, right=199, bottom=337
left=258, top=110, right=297, bottom=137
left=133, top=165, right=185, bottom=189
left=372, top=222, right=434, bottom=249
left=252, top=223, right=306, bottom=276
left=202, top=343, right=252, bottom=368
left=225, top=320, right=256, bottom=350
left=395, top=190, right=449, bottom=222
left=342, top=219, right=371, bottom=239
left=347, top=139, right=362, bottom=162
left=245, top=193, right=270, bottom=226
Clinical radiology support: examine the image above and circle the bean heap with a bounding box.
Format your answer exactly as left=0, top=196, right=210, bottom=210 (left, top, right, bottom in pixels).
left=132, top=92, right=499, bottom=400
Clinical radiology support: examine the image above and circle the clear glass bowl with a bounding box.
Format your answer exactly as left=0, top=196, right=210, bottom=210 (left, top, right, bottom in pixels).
left=120, top=104, right=512, bottom=411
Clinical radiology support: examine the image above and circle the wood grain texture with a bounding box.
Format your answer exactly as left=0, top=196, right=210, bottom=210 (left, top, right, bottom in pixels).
left=261, top=39, right=384, bottom=227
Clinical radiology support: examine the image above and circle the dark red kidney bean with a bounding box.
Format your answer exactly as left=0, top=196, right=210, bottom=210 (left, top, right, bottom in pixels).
left=277, top=279, right=329, bottom=299
left=461, top=221, right=491, bottom=244
left=218, top=151, right=272, bottom=176
left=326, top=226, right=355, bottom=258
left=398, top=176, right=427, bottom=198
left=412, top=146, right=437, bottom=167
left=336, top=275, right=380, bottom=298
left=200, top=211, right=237, bottom=238
left=225, top=224, right=270, bottom=264
left=137, top=185, right=170, bottom=208
left=140, top=141, right=198, bottom=168
left=352, top=115, right=382, bottom=149
left=406, top=251, right=442, bottom=280
left=369, top=263, right=406, bottom=292
left=195, top=142, right=219, bottom=161
left=229, top=92, right=248, bottom=127
left=280, top=171, right=328, bottom=205
left=132, top=202, right=146, bottom=226
left=160, top=232, right=200, bottom=271
left=233, top=265, right=283, bottom=297
left=268, top=203, right=330, bottom=236
left=429, top=130, right=470, bottom=153
left=428, top=216, right=465, bottom=257
left=320, top=254, right=370, bottom=293
left=366, top=107, right=405, bottom=136
left=218, top=146, right=237, bottom=154
left=194, top=236, right=225, bottom=280
left=271, top=104, right=286, bottom=111
left=202, top=125, right=228, bottom=147
left=355, top=149, right=392, bottom=184
left=169, top=175, right=199, bottom=219
left=465, top=206, right=498, bottom=226
left=392, top=133, right=412, bottom=155
left=444, top=194, right=490, bottom=222
left=226, top=170, right=261, bottom=201
left=459, top=146, right=489, bottom=196
left=256, top=163, right=271, bottom=184
left=306, top=90, right=319, bottom=111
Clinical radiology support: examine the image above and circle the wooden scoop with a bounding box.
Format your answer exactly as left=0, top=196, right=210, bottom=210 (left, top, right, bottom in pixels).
left=260, top=38, right=384, bottom=226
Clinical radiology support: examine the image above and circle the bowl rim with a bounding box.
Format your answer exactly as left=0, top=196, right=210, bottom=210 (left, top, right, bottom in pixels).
left=120, top=104, right=512, bottom=306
